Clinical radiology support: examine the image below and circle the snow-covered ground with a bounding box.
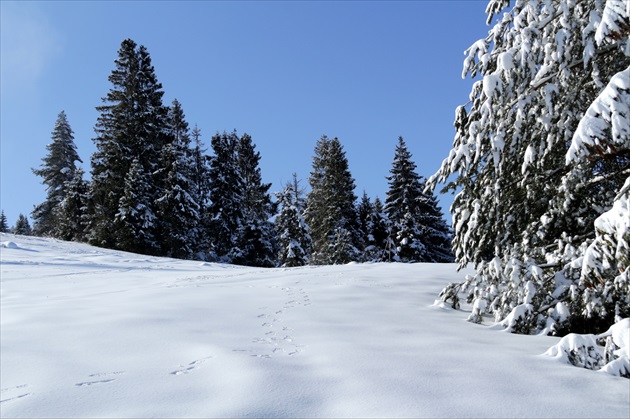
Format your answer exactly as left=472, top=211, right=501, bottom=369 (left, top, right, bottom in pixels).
left=1, top=233, right=628, bottom=418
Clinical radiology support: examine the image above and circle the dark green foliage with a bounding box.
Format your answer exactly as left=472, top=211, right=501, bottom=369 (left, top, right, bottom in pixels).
left=32, top=111, right=82, bottom=237
left=0, top=210, right=9, bottom=233
left=89, top=39, right=168, bottom=250
left=55, top=168, right=91, bottom=242
left=115, top=158, right=159, bottom=255
left=155, top=99, right=201, bottom=259
left=13, top=214, right=32, bottom=236
left=305, top=136, right=361, bottom=265
left=275, top=174, right=311, bottom=267
left=207, top=131, right=276, bottom=266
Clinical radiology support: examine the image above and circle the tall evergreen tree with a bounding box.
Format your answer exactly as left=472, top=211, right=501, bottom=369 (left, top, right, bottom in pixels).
left=429, top=0, right=629, bottom=336
left=207, top=131, right=242, bottom=261
left=366, top=197, right=391, bottom=262
left=190, top=125, right=212, bottom=258
left=384, top=137, right=427, bottom=262
left=275, top=174, right=312, bottom=267
left=230, top=133, right=277, bottom=267
left=13, top=214, right=32, bottom=236
left=305, top=136, right=361, bottom=264
left=155, top=99, right=200, bottom=259
left=32, top=111, right=82, bottom=237
left=89, top=39, right=168, bottom=251
left=206, top=131, right=276, bottom=265
left=0, top=210, right=9, bottom=233
left=115, top=158, right=159, bottom=255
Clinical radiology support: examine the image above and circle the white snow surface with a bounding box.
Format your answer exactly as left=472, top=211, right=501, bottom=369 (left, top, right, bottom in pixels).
left=1, top=233, right=629, bottom=418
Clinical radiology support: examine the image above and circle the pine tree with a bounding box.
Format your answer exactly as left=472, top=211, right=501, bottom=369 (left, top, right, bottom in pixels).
left=32, top=111, right=82, bottom=237
left=385, top=137, right=427, bottom=262
left=13, top=214, right=32, bottom=236
left=368, top=197, right=391, bottom=261
left=275, top=174, right=312, bottom=267
left=155, top=99, right=200, bottom=259
left=0, top=210, right=9, bottom=233
left=89, top=39, right=168, bottom=251
left=305, top=135, right=361, bottom=265
left=429, top=0, right=629, bottom=335
left=417, top=179, right=454, bottom=263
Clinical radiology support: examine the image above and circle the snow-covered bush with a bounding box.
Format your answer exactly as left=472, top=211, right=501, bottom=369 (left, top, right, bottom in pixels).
left=545, top=318, right=629, bottom=377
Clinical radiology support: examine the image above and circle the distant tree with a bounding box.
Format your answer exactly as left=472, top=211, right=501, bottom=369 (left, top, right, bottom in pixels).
left=275, top=174, right=312, bottom=267
left=0, top=210, right=9, bottom=233
left=56, top=168, right=91, bottom=242
left=89, top=38, right=168, bottom=251
left=207, top=131, right=242, bottom=261
left=230, top=133, right=277, bottom=267
left=365, top=197, right=391, bottom=262
left=305, top=135, right=361, bottom=265
left=13, top=214, right=32, bottom=236
left=416, top=180, right=454, bottom=263
left=155, top=99, right=201, bottom=259
left=206, top=131, right=276, bottom=266
left=32, top=111, right=82, bottom=237
left=189, top=125, right=213, bottom=258
left=115, top=158, right=159, bottom=255
left=384, top=137, right=427, bottom=262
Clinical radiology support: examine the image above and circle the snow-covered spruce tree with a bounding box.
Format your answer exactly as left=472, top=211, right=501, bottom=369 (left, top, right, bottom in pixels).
left=207, top=131, right=242, bottom=261
left=89, top=39, right=168, bottom=251
left=369, top=197, right=392, bottom=261
left=385, top=136, right=452, bottom=262
left=385, top=136, right=425, bottom=262
left=55, top=168, right=91, bottom=242
left=229, top=133, right=277, bottom=267
left=115, top=158, right=159, bottom=255
left=305, top=136, right=361, bottom=265
left=275, top=174, right=312, bottom=267
left=428, top=0, right=629, bottom=335
left=32, top=111, right=82, bottom=237
left=13, top=214, right=32, bottom=236
left=189, top=125, right=213, bottom=258
left=155, top=99, right=201, bottom=259
left=0, top=211, right=9, bottom=233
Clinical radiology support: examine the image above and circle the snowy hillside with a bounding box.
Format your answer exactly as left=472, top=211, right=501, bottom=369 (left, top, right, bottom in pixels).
left=1, top=233, right=628, bottom=418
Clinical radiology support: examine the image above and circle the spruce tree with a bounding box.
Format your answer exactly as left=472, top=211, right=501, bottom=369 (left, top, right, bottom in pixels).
left=89, top=39, right=168, bottom=251
left=115, top=158, right=159, bottom=255
left=13, top=214, right=32, bottom=236
left=56, top=168, right=90, bottom=242
left=230, top=133, right=277, bottom=267
left=0, top=210, right=9, bottom=233
left=429, top=0, right=629, bottom=335
left=305, top=136, right=361, bottom=264
left=190, top=125, right=213, bottom=258
left=155, top=99, right=200, bottom=259
left=207, top=131, right=242, bottom=261
left=384, top=137, right=427, bottom=262
left=275, top=174, right=312, bottom=267
left=32, top=111, right=82, bottom=237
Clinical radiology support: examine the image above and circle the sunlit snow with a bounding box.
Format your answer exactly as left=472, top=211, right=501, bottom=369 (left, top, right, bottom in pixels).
left=1, top=233, right=628, bottom=418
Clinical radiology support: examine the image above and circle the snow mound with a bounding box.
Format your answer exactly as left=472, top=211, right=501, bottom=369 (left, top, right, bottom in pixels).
left=1, top=241, right=19, bottom=249
left=544, top=318, right=630, bottom=377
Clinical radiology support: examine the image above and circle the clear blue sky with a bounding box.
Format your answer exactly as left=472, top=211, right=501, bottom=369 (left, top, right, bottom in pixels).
left=1, top=0, right=490, bottom=227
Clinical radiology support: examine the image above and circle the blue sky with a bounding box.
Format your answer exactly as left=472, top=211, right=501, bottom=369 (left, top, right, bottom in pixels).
left=1, top=0, right=490, bottom=227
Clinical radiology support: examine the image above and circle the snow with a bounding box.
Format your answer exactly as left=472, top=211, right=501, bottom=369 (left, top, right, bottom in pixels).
left=1, top=233, right=629, bottom=418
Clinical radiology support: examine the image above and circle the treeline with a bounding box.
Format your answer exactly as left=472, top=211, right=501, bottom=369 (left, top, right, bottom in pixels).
left=24, top=39, right=452, bottom=267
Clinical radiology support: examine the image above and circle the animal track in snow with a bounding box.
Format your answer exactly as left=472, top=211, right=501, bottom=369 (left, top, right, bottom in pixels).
left=0, top=385, right=32, bottom=404
left=171, top=356, right=213, bottom=375
left=76, top=371, right=124, bottom=387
